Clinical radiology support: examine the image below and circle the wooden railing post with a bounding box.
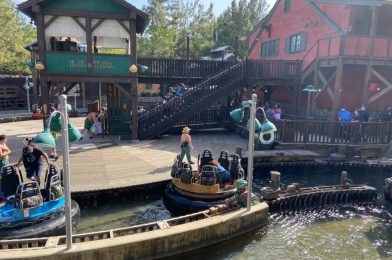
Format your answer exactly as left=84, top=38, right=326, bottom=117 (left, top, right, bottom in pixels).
left=339, top=34, right=346, bottom=56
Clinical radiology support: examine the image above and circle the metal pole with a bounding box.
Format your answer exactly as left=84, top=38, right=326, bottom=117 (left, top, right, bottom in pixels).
left=247, top=93, right=257, bottom=211
left=306, top=91, right=311, bottom=117
left=59, top=94, right=72, bottom=250
left=27, top=87, right=31, bottom=114
left=74, top=92, right=77, bottom=112
left=186, top=32, right=190, bottom=61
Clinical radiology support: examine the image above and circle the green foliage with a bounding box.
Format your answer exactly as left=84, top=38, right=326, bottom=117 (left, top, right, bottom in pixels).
left=216, top=0, right=268, bottom=59
left=138, top=0, right=217, bottom=59
left=0, top=0, right=36, bottom=74
left=138, top=0, right=268, bottom=60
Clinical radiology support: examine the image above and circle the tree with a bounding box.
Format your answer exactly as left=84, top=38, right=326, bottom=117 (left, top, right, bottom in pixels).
left=176, top=1, right=217, bottom=59
left=138, top=0, right=216, bottom=59
left=215, top=0, right=268, bottom=59
left=0, top=0, right=36, bottom=74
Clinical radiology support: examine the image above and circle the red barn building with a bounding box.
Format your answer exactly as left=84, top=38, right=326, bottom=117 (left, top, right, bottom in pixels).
left=248, top=0, right=392, bottom=118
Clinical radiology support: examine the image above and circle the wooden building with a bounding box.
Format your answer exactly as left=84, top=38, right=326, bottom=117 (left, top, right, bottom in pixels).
left=248, top=0, right=392, bottom=117
left=18, top=0, right=149, bottom=138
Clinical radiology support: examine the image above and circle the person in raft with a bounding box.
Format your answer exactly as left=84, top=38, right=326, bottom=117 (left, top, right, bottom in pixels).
left=209, top=160, right=231, bottom=186
left=80, top=110, right=98, bottom=139
left=180, top=126, right=194, bottom=164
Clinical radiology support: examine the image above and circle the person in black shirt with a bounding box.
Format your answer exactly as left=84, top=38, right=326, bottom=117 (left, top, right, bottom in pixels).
left=17, top=145, right=51, bottom=185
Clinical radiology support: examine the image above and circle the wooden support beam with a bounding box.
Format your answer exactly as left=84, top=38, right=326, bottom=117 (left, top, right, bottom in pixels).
left=372, top=68, right=391, bottom=87
left=130, top=18, right=138, bottom=140
left=114, top=84, right=130, bottom=99
left=64, top=83, right=77, bottom=94
left=72, top=17, right=86, bottom=31
left=86, top=17, right=93, bottom=73
left=368, top=68, right=392, bottom=104
left=117, top=20, right=130, bottom=34
left=91, top=19, right=105, bottom=32
left=50, top=84, right=65, bottom=96
left=326, top=87, right=335, bottom=101
left=317, top=70, right=327, bottom=86
left=331, top=58, right=344, bottom=120
left=314, top=69, right=336, bottom=101
left=44, top=15, right=58, bottom=29
left=362, top=7, right=378, bottom=105
left=362, top=61, right=372, bottom=105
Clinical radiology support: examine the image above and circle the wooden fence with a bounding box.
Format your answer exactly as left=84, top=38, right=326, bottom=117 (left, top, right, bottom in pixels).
left=274, top=120, right=392, bottom=145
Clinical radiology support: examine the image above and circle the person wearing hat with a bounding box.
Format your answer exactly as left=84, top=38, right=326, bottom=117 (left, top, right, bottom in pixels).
left=359, top=105, right=369, bottom=122
left=180, top=126, right=194, bottom=164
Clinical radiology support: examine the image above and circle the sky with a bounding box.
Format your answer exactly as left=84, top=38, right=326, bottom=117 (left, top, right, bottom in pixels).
left=13, top=0, right=277, bottom=16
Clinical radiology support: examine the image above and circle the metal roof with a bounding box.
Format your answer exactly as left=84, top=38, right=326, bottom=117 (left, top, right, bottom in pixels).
left=211, top=45, right=233, bottom=53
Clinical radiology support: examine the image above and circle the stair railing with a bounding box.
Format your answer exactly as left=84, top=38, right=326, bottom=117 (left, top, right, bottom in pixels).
left=138, top=61, right=247, bottom=138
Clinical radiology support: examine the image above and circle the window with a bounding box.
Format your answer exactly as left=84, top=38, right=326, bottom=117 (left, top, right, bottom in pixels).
left=261, top=39, right=279, bottom=57
left=285, top=32, right=307, bottom=53
left=284, top=0, right=291, bottom=13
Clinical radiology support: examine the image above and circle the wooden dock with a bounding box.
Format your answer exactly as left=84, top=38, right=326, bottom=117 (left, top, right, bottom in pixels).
left=3, top=119, right=247, bottom=193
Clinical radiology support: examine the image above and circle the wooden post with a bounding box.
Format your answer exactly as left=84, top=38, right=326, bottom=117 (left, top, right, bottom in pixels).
left=331, top=58, right=344, bottom=121
left=98, top=82, right=102, bottom=109
left=361, top=7, right=378, bottom=105
left=33, top=5, right=48, bottom=111
left=86, top=17, right=93, bottom=74
left=130, top=14, right=138, bottom=140
left=291, top=85, right=300, bottom=114
left=82, top=81, right=86, bottom=109
left=311, top=60, right=319, bottom=114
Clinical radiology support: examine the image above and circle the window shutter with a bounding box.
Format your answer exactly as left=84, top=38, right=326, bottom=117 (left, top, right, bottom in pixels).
left=300, top=32, right=308, bottom=51
left=275, top=40, right=279, bottom=56
left=285, top=36, right=290, bottom=53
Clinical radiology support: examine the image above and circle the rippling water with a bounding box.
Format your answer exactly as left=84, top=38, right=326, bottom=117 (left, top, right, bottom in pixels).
left=76, top=168, right=392, bottom=259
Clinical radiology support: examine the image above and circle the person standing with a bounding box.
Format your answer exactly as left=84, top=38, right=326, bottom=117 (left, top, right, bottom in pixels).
left=359, top=105, right=369, bottom=122
left=81, top=110, right=98, bottom=139
left=0, top=135, right=11, bottom=173
left=359, top=105, right=370, bottom=142
left=337, top=108, right=352, bottom=139
left=17, top=144, right=51, bottom=186
left=180, top=127, right=194, bottom=164
left=272, top=104, right=282, bottom=120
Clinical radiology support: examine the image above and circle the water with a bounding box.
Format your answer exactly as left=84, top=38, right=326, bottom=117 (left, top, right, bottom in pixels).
left=76, top=168, right=392, bottom=259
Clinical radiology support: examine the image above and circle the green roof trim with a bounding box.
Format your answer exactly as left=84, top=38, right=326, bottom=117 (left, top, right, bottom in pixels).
left=43, top=0, right=128, bottom=14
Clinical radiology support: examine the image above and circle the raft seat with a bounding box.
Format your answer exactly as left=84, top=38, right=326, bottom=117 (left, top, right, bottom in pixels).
left=178, top=163, right=193, bottom=184
left=171, top=154, right=183, bottom=178
left=218, top=151, right=230, bottom=171
left=1, top=165, right=23, bottom=199
left=15, top=182, right=43, bottom=210
left=229, top=154, right=244, bottom=180
left=198, top=149, right=213, bottom=172
left=200, top=165, right=217, bottom=186
left=48, top=175, right=64, bottom=201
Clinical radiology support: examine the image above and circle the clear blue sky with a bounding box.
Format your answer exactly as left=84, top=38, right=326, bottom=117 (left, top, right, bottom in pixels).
left=14, top=0, right=277, bottom=16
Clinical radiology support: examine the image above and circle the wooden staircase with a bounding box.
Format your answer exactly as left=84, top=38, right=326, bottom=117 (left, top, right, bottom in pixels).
left=138, top=62, right=247, bottom=139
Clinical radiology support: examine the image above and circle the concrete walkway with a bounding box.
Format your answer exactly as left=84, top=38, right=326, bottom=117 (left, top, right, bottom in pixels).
left=1, top=119, right=247, bottom=192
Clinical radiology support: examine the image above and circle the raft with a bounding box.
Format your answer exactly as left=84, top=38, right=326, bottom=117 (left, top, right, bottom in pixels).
left=164, top=150, right=244, bottom=215
left=0, top=164, right=80, bottom=239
